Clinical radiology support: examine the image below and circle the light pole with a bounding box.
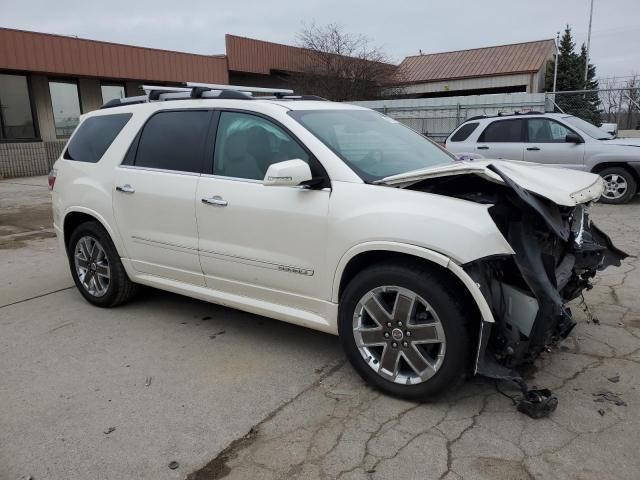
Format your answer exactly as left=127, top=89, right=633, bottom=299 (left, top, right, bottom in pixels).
left=552, top=31, right=560, bottom=93
left=584, top=0, right=594, bottom=86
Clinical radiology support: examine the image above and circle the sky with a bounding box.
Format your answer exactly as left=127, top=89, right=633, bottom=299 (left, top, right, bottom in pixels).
left=3, top=0, right=639, bottom=81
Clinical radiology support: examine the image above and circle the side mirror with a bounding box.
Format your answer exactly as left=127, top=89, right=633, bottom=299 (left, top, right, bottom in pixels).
left=565, top=133, right=583, bottom=144
left=263, top=159, right=312, bottom=187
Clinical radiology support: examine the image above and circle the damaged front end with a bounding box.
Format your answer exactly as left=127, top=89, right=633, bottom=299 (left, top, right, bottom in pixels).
left=404, top=164, right=627, bottom=378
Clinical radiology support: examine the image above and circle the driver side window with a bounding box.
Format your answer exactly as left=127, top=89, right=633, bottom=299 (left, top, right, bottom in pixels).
left=213, top=112, right=310, bottom=180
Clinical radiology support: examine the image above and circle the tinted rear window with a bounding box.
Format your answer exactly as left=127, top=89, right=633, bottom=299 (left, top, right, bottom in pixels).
left=134, top=111, right=211, bottom=173
left=64, top=113, right=132, bottom=162
left=478, top=119, right=524, bottom=143
left=449, top=122, right=479, bottom=142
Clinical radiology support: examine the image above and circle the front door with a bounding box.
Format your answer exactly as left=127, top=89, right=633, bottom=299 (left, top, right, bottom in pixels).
left=112, top=109, right=213, bottom=285
left=195, top=111, right=330, bottom=314
left=523, top=118, right=586, bottom=170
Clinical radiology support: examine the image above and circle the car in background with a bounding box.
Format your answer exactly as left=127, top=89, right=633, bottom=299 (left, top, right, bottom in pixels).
left=445, top=112, right=640, bottom=204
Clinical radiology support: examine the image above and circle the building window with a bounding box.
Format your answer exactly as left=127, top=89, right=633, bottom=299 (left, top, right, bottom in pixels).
left=49, top=80, right=82, bottom=138
left=101, top=83, right=126, bottom=105
left=0, top=73, right=37, bottom=140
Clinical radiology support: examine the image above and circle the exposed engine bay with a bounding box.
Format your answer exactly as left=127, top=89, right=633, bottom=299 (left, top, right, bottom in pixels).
left=404, top=164, right=628, bottom=382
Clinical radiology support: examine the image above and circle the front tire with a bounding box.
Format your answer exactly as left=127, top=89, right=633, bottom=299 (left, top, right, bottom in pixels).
left=67, top=221, right=137, bottom=307
left=338, top=262, right=471, bottom=400
left=598, top=166, right=637, bottom=204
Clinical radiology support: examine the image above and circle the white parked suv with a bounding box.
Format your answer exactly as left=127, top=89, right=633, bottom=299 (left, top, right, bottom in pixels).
left=50, top=84, right=626, bottom=401
left=445, top=112, right=640, bottom=204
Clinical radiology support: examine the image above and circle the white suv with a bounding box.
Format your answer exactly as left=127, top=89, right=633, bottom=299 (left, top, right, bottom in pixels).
left=445, top=112, right=640, bottom=204
left=50, top=84, right=626, bottom=401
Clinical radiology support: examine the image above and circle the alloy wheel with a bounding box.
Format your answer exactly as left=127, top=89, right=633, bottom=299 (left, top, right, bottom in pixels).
left=74, top=236, right=111, bottom=297
left=352, top=286, right=446, bottom=385
left=602, top=173, right=628, bottom=200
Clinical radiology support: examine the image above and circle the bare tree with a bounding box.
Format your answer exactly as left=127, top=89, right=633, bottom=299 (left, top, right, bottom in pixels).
left=293, top=23, right=398, bottom=101
left=600, top=77, right=621, bottom=123
left=624, top=74, right=640, bottom=129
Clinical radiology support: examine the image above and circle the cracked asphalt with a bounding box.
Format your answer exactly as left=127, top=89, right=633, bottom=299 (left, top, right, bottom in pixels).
left=1, top=176, right=639, bottom=480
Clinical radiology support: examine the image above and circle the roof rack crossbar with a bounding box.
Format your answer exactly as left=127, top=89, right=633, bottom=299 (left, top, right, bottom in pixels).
left=186, top=82, right=293, bottom=95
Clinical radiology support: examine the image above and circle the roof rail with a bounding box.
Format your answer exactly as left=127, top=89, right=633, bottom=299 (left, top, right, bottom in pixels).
left=100, top=82, right=313, bottom=109
left=459, top=110, right=546, bottom=123
left=465, top=115, right=487, bottom=122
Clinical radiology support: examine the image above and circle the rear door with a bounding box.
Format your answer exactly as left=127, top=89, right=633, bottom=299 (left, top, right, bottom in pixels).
left=523, top=118, right=585, bottom=170
left=475, top=119, right=525, bottom=160
left=112, top=109, right=213, bottom=285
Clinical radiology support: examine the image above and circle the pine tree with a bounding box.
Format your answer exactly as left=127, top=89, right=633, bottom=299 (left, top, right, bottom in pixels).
left=545, top=25, right=601, bottom=125
left=577, top=43, right=601, bottom=124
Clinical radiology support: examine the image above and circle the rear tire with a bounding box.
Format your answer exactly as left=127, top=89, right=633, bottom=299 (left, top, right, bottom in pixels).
left=598, top=166, right=637, bottom=204
left=67, top=221, right=138, bottom=307
left=338, top=261, right=471, bottom=400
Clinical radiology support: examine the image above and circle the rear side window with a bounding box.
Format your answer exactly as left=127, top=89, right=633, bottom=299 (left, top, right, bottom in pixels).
left=64, top=113, right=132, bottom=162
left=478, top=119, right=524, bottom=143
left=449, top=122, right=479, bottom=142
left=134, top=111, right=211, bottom=173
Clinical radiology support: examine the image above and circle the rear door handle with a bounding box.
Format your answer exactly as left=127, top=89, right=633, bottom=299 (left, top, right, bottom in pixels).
left=201, top=195, right=228, bottom=207
left=116, top=184, right=135, bottom=194
left=526, top=146, right=541, bottom=151
left=477, top=146, right=489, bottom=150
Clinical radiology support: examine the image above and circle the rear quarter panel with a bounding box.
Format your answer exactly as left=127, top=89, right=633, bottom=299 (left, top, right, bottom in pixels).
left=53, top=108, right=147, bottom=258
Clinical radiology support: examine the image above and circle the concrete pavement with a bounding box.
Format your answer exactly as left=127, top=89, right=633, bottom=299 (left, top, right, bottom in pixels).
left=1, top=176, right=639, bottom=480
left=188, top=198, right=640, bottom=480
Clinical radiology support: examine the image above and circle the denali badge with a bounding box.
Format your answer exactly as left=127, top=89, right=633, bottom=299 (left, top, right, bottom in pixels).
left=277, top=265, right=314, bottom=276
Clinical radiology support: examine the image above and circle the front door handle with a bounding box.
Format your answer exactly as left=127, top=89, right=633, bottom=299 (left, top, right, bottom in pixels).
left=526, top=146, right=541, bottom=151
left=477, top=145, right=489, bottom=150
left=201, top=195, right=228, bottom=207
left=116, top=184, right=135, bottom=194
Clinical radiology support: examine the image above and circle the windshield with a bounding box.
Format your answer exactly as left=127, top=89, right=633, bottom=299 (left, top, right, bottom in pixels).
left=289, top=109, right=455, bottom=181
left=563, top=115, right=613, bottom=140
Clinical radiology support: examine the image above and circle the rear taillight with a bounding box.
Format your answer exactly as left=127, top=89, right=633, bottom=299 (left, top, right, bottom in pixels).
left=48, top=168, right=57, bottom=191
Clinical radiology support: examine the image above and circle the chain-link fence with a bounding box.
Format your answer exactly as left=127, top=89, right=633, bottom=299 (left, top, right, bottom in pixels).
left=353, top=88, right=640, bottom=143
left=545, top=87, right=640, bottom=132
left=352, top=93, right=547, bottom=143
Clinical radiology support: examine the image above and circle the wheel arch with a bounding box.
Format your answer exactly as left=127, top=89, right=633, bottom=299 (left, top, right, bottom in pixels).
left=333, top=242, right=494, bottom=326
left=591, top=161, right=640, bottom=184
left=62, top=207, right=124, bottom=256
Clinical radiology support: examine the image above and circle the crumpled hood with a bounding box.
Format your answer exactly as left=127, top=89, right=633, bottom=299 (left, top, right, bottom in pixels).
left=378, top=159, right=604, bottom=206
